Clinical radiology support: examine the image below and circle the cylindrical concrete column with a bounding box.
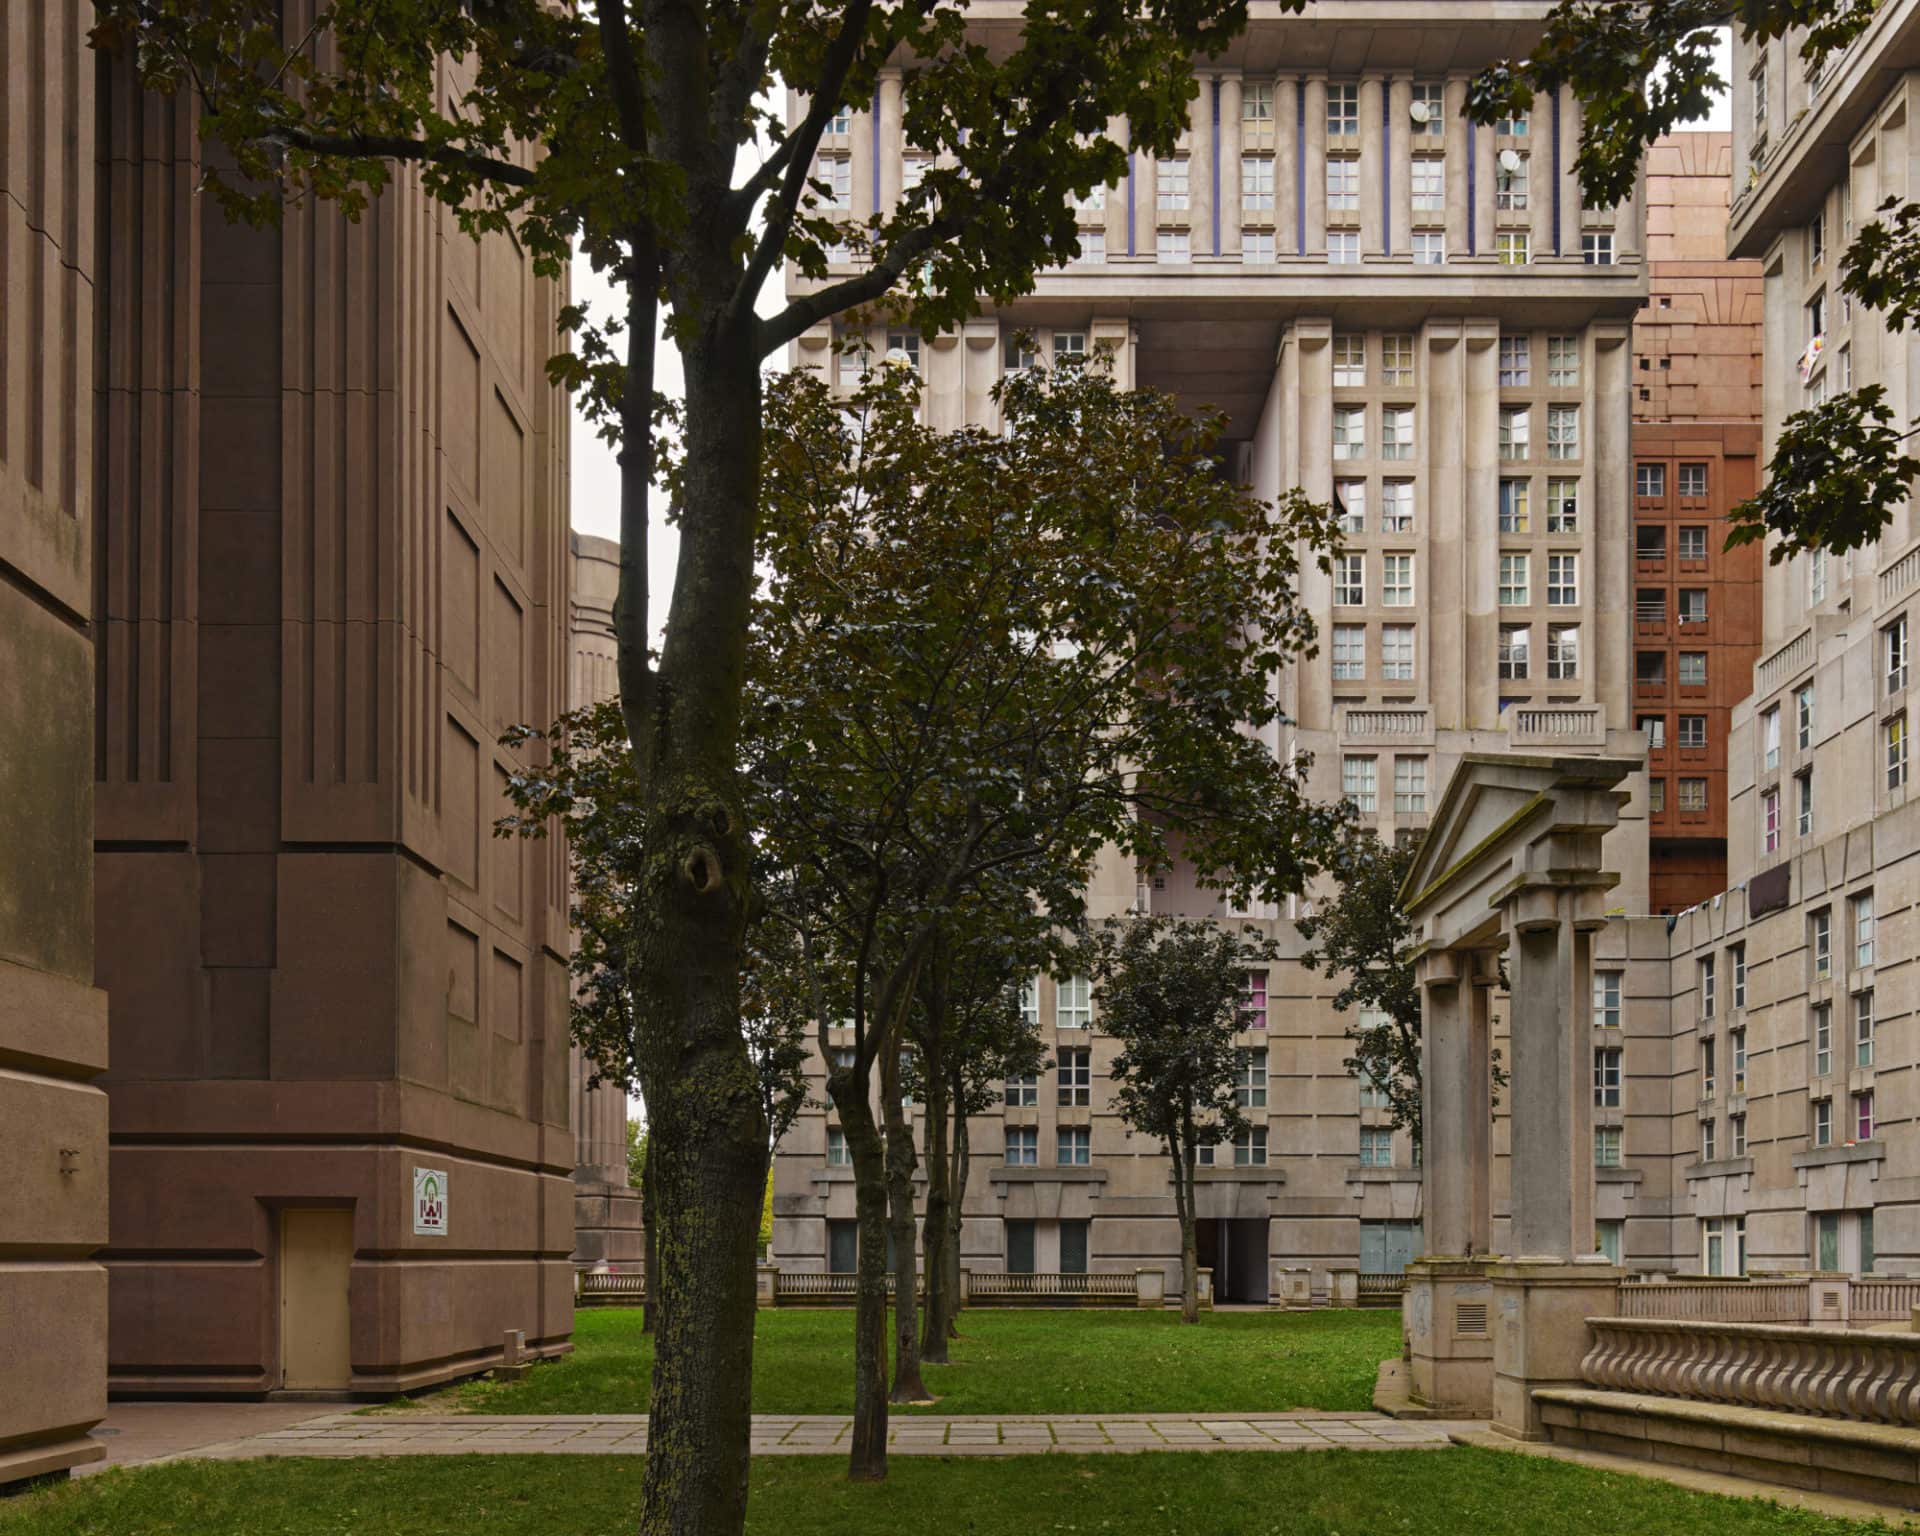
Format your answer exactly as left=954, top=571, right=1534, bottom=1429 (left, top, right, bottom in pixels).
left=1359, top=76, right=1385, bottom=255
left=1219, top=72, right=1244, bottom=257
left=1444, top=77, right=1471, bottom=259
left=1388, top=76, right=1413, bottom=257
left=1190, top=74, right=1216, bottom=257
left=1303, top=78, right=1328, bottom=255
left=1275, top=77, right=1301, bottom=256
left=1419, top=951, right=1487, bottom=1256
left=877, top=70, right=904, bottom=213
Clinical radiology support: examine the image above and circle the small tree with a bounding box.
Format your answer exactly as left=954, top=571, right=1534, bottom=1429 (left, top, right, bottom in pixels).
left=1090, top=917, right=1278, bottom=1324
left=1298, top=830, right=1424, bottom=1140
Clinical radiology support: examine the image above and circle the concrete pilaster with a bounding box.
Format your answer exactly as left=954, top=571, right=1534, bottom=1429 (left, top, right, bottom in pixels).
left=1219, top=72, right=1244, bottom=257
left=1276, top=78, right=1301, bottom=256
left=1190, top=75, right=1216, bottom=257
left=1359, top=77, right=1386, bottom=255
left=1388, top=77, right=1413, bottom=257
left=1303, top=79, right=1328, bottom=254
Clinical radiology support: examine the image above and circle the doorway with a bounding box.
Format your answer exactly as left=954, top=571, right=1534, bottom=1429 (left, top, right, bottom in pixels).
left=280, top=1208, right=353, bottom=1390
left=1196, top=1218, right=1269, bottom=1303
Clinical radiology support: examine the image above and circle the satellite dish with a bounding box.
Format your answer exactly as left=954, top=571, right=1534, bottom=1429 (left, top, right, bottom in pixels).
left=1498, top=147, right=1523, bottom=173
left=1409, top=100, right=1432, bottom=123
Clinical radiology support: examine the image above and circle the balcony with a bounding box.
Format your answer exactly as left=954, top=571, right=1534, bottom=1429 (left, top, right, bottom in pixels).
left=1509, top=705, right=1606, bottom=749
left=1341, top=706, right=1432, bottom=744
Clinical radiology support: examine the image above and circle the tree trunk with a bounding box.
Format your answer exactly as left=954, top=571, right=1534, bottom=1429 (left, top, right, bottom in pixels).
left=642, top=1136, right=659, bottom=1336
left=1174, top=1152, right=1199, bottom=1325
left=882, top=1038, right=931, bottom=1403
left=948, top=1080, right=969, bottom=1335
left=829, top=1075, right=891, bottom=1480
left=629, top=328, right=771, bottom=1536
left=919, top=1068, right=951, bottom=1364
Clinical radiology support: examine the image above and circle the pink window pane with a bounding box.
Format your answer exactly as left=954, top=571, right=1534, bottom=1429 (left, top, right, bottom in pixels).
left=1242, top=972, right=1268, bottom=1029
left=1857, top=1092, right=1875, bottom=1141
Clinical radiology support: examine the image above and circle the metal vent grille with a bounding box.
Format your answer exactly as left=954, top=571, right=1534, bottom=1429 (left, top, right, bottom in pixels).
left=1454, top=1301, right=1489, bottom=1336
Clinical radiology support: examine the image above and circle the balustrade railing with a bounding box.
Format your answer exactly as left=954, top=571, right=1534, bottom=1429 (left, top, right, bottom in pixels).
left=1755, top=626, right=1813, bottom=696
left=1615, top=1279, right=1809, bottom=1324
left=969, top=1271, right=1137, bottom=1299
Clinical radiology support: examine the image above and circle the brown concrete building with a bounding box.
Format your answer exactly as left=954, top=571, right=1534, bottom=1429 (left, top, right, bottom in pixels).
left=1, top=1, right=112, bottom=1483
left=1631, top=134, right=1764, bottom=912
left=85, top=48, right=577, bottom=1394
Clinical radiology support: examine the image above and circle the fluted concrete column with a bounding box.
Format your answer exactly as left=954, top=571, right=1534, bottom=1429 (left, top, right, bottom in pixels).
left=1219, top=72, right=1244, bottom=257
left=1359, top=76, right=1385, bottom=255
left=1388, top=76, right=1413, bottom=256
left=1303, top=78, right=1328, bottom=255
left=1190, top=75, right=1215, bottom=257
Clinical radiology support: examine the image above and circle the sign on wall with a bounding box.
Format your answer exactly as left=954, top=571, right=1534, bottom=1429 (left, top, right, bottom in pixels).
left=413, top=1167, right=449, bottom=1236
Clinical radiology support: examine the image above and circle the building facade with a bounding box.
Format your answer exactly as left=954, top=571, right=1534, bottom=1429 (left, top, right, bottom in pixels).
left=1632, top=136, right=1765, bottom=914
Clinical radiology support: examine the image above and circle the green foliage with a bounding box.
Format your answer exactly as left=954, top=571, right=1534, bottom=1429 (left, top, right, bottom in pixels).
left=627, top=1119, right=649, bottom=1190
left=1298, top=831, right=1424, bottom=1140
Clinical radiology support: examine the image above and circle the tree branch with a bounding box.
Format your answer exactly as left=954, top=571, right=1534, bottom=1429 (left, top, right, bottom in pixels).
left=259, top=125, right=538, bottom=188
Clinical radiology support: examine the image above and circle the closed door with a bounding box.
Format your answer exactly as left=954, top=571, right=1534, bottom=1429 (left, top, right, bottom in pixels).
left=281, top=1209, right=353, bottom=1389
left=1060, top=1220, right=1089, bottom=1275
left=1005, top=1219, right=1035, bottom=1274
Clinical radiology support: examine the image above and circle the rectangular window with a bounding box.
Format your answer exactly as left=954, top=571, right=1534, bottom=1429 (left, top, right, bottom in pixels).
left=1234, top=1127, right=1269, bottom=1167
left=1763, top=707, right=1780, bottom=771
left=1358, top=1056, right=1390, bottom=1109
left=1498, top=623, right=1531, bottom=679
left=1638, top=525, right=1668, bottom=562
left=816, top=153, right=852, bottom=207
left=1594, top=1047, right=1622, bottom=1107
left=1057, top=1127, right=1091, bottom=1166
left=1053, top=331, right=1087, bottom=361
left=1157, top=156, right=1189, bottom=211
left=1679, top=462, right=1708, bottom=497
left=1004, top=1072, right=1037, bottom=1107
left=1813, top=1097, right=1832, bottom=1147
left=1358, top=1127, right=1394, bottom=1168
left=1797, top=683, right=1815, bottom=748
left=1499, top=408, right=1530, bottom=461
left=1499, top=478, right=1531, bottom=533
left=1411, top=157, right=1445, bottom=212
left=1548, top=335, right=1580, bottom=386
left=1547, top=404, right=1580, bottom=460
left=1381, top=480, right=1414, bottom=533
left=1547, top=625, right=1580, bottom=680
left=1852, top=891, right=1874, bottom=969
left=1381, top=408, right=1414, bottom=460
left=1813, top=999, right=1832, bottom=1077
left=1057, top=1047, right=1091, bottom=1106
left=1381, top=623, right=1415, bottom=681
left=1056, top=975, right=1091, bottom=1030
left=1649, top=777, right=1666, bottom=814
left=1242, top=230, right=1273, bottom=262
left=1329, top=231, right=1362, bottom=264
left=1332, top=334, right=1367, bottom=386
left=1732, top=946, right=1747, bottom=1011
left=1547, top=554, right=1579, bottom=606
left=1412, top=231, right=1445, bottom=265
left=1343, top=755, right=1378, bottom=812
left=1156, top=228, right=1190, bottom=264
left=1886, top=617, right=1909, bottom=694
left=1637, top=651, right=1666, bottom=688
left=1732, top=1026, right=1748, bottom=1092
left=1326, top=155, right=1359, bottom=213
left=1548, top=479, right=1579, bottom=533
left=1732, top=1113, right=1747, bottom=1157
left=1334, top=553, right=1365, bottom=605
left=1235, top=1047, right=1269, bottom=1108
left=1242, top=154, right=1275, bottom=212
left=1596, top=1220, right=1624, bottom=1264
left=1496, top=230, right=1530, bottom=266
left=1241, top=971, right=1268, bottom=1030
left=1335, top=479, right=1366, bottom=533
left=1327, top=83, right=1359, bottom=135
left=1244, top=81, right=1274, bottom=121
left=1006, top=1127, right=1038, bottom=1166
left=1495, top=108, right=1529, bottom=136
left=1798, top=770, right=1814, bottom=836
left=1636, top=463, right=1666, bottom=498
left=1593, top=970, right=1622, bottom=1028
left=1496, top=153, right=1529, bottom=210
left=1582, top=231, right=1614, bottom=265
left=1751, top=59, right=1769, bottom=142
left=1332, top=623, right=1366, bottom=681
left=1333, top=406, right=1366, bottom=460
left=1700, top=954, right=1717, bottom=1018
left=1812, top=910, right=1832, bottom=981
left=1679, top=714, right=1707, bottom=750
left=1594, top=1127, right=1622, bottom=1167
left=1703, top=1036, right=1718, bottom=1097
left=1702, top=1117, right=1717, bottom=1161
left=1680, top=652, right=1707, bottom=687
left=1855, top=1090, right=1875, bottom=1142
left=1393, top=755, right=1429, bottom=813
left=1381, top=553, right=1414, bottom=606
left=1855, top=989, right=1875, bottom=1068
left=1413, top=82, right=1445, bottom=136
left=1499, top=335, right=1531, bottom=387
left=827, top=1127, right=850, bottom=1165
left=1888, top=712, right=1909, bottom=790
left=1382, top=335, right=1415, bottom=385
left=1499, top=554, right=1530, bottom=607
left=1640, top=715, right=1666, bottom=750
left=1680, top=777, right=1708, bottom=813
left=1679, top=590, right=1711, bottom=626
left=1811, top=547, right=1828, bottom=606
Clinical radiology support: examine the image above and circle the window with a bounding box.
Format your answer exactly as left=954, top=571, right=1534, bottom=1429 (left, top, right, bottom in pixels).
left=1813, top=1097, right=1832, bottom=1147
left=1412, top=231, right=1445, bottom=265
left=1547, top=625, right=1580, bottom=680
left=1329, top=231, right=1361, bottom=264
left=1157, top=156, right=1189, bottom=211
left=1732, top=1025, right=1747, bottom=1091
left=1637, top=588, right=1666, bottom=626
left=1244, top=80, right=1274, bottom=121
left=1596, top=1220, right=1624, bottom=1265
left=1496, top=231, right=1530, bottom=266
left=1242, top=230, right=1272, bottom=262
left=1498, top=478, right=1531, bottom=533
left=827, top=1127, right=851, bottom=1165
left=1547, top=553, right=1579, bottom=606
left=1797, top=771, right=1813, bottom=837
left=1638, top=525, right=1667, bottom=561
left=1855, top=989, right=1875, bottom=1068
left=1680, top=652, right=1707, bottom=687
left=1702, top=1117, right=1717, bottom=1161
left=1496, top=153, right=1529, bottom=210
left=1343, top=755, right=1378, bottom=812
left=1636, top=463, right=1666, bottom=498
left=1680, top=777, right=1708, bottom=813
left=886, top=330, right=922, bottom=373
left=1242, top=154, right=1275, bottom=211
left=1393, top=755, right=1428, bottom=813
left=1595, top=1127, right=1622, bottom=1167
left=1640, top=716, right=1666, bottom=750
left=1731, top=944, right=1747, bottom=1012
left=1855, top=1090, right=1875, bottom=1142
left=1413, top=82, right=1445, bottom=135
left=1333, top=406, right=1366, bottom=460
left=1498, top=624, right=1531, bottom=679
left=1006, top=1127, right=1038, bottom=1166
left=1332, top=334, right=1366, bottom=386
left=825, top=107, right=852, bottom=136
left=1005, top=1072, right=1037, bottom=1107
left=1004, top=334, right=1040, bottom=372
left=1813, top=1000, right=1833, bottom=1077
left=1326, top=82, right=1359, bottom=135
left=1499, top=407, right=1530, bottom=461
left=1057, top=1127, right=1091, bottom=1166
left=1058, top=1047, right=1091, bottom=1106
left=1679, top=525, right=1707, bottom=560
left=1233, top=1127, right=1269, bottom=1167
left=829, top=1046, right=857, bottom=1072
left=1594, top=1047, right=1622, bottom=1107
left=1888, top=712, right=1909, bottom=791
left=816, top=153, right=852, bottom=207
left=1358, top=1060, right=1389, bottom=1109
left=1812, top=909, right=1832, bottom=981
left=1797, top=683, right=1815, bottom=748
left=1703, top=1215, right=1747, bottom=1277
left=1648, top=778, right=1666, bottom=814
left=1235, top=1047, right=1268, bottom=1108
left=1381, top=480, right=1414, bottom=533
left=1074, top=181, right=1104, bottom=217
left=1762, top=787, right=1781, bottom=852
left=1382, top=554, right=1414, bottom=606
left=1732, top=1114, right=1747, bottom=1157
left=1498, top=335, right=1531, bottom=387
left=1382, top=624, right=1415, bottom=681
left=1809, top=209, right=1825, bottom=270
left=1547, top=404, right=1580, bottom=460
left=1886, top=616, right=1908, bottom=694
left=1412, top=157, right=1445, bottom=213
left=1702, top=1036, right=1718, bottom=1098
left=1637, top=651, right=1666, bottom=688
left=1852, top=891, right=1874, bottom=969
left=1157, top=229, right=1190, bottom=264
left=1241, top=971, right=1268, bottom=1030
left=1056, top=975, right=1091, bottom=1030
left=1810, top=547, right=1827, bottom=607
left=1332, top=624, right=1366, bottom=681
left=1381, top=408, right=1414, bottom=460
left=1593, top=969, right=1622, bottom=1028
left=1382, top=335, right=1414, bottom=385
left=1548, top=335, right=1580, bottom=386
left=1750, top=57, right=1769, bottom=142
left=1840, top=342, right=1853, bottom=389
left=1807, top=290, right=1827, bottom=344
left=1326, top=156, right=1358, bottom=213
left=1762, top=707, right=1780, bottom=771
left=1582, top=232, right=1614, bottom=265
left=1053, top=332, right=1087, bottom=362
left=1495, top=108, right=1529, bottom=136
left=1499, top=554, right=1530, bottom=607
left=1334, top=553, right=1365, bottom=605
left=1679, top=714, right=1706, bottom=750
left=1335, top=479, right=1366, bottom=533
left=1358, top=1127, right=1393, bottom=1167
left=1548, top=479, right=1580, bottom=533
left=1700, top=954, right=1717, bottom=1018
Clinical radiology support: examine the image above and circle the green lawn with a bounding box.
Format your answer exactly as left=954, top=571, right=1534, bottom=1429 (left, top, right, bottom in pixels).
left=394, top=1306, right=1403, bottom=1417
left=5, top=1450, right=1899, bottom=1536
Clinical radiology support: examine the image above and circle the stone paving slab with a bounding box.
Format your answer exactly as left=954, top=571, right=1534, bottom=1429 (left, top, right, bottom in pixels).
left=168, top=1412, right=1468, bottom=1462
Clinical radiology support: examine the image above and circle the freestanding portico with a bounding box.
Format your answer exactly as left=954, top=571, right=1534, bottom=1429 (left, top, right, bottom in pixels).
left=1399, top=754, right=1635, bottom=1434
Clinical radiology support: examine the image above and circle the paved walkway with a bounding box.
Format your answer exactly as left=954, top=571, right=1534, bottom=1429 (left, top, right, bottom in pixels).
left=111, top=1410, right=1471, bottom=1464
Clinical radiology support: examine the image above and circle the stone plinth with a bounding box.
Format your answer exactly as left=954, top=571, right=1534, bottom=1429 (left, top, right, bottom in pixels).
left=1403, top=1257, right=1495, bottom=1416
left=1489, top=1259, right=1624, bottom=1440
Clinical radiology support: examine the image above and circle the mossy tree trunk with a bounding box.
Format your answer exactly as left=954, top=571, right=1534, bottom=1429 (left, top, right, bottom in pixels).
left=883, top=1036, right=930, bottom=1403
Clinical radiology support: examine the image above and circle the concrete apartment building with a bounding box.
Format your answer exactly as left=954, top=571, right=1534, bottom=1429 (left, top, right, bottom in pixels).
left=1632, top=136, right=1765, bottom=914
